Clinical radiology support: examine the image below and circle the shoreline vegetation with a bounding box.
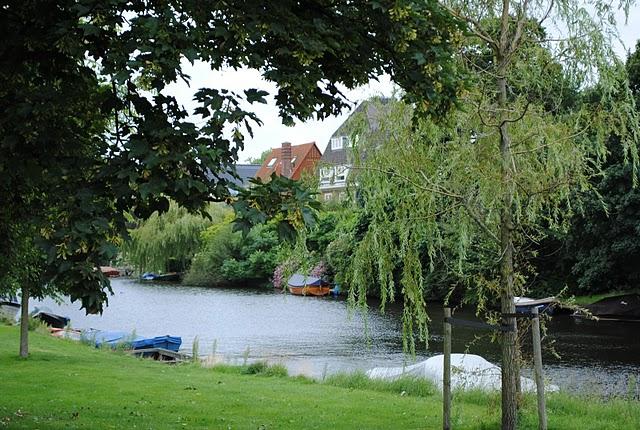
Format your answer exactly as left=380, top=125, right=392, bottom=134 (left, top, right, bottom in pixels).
left=1, top=326, right=638, bottom=429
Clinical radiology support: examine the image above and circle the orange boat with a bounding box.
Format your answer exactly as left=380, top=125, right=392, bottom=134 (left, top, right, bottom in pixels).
left=287, top=273, right=332, bottom=297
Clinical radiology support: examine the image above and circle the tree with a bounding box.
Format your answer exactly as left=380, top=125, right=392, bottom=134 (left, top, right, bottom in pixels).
left=245, top=149, right=273, bottom=166
left=122, top=203, right=229, bottom=274
left=1, top=0, right=464, bottom=356
left=347, top=3, right=638, bottom=428
left=555, top=42, right=640, bottom=294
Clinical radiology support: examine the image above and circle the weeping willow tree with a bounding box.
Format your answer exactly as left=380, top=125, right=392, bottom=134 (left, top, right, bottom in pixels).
left=349, top=1, right=638, bottom=428
left=122, top=203, right=230, bottom=273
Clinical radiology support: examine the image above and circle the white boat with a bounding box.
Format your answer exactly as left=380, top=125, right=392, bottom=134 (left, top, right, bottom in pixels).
left=514, top=296, right=556, bottom=313
left=366, top=354, right=559, bottom=393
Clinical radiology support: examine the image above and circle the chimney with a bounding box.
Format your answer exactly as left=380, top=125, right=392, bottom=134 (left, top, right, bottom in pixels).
left=281, top=142, right=292, bottom=178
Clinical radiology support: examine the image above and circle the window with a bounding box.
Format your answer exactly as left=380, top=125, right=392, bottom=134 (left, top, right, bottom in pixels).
left=335, top=165, right=348, bottom=182
left=341, top=136, right=350, bottom=147
left=267, top=158, right=277, bottom=168
left=330, top=136, right=343, bottom=150
left=323, top=193, right=332, bottom=201
left=291, top=156, right=297, bottom=165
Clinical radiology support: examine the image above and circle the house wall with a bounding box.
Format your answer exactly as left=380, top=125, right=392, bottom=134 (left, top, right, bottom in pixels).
left=292, top=145, right=322, bottom=180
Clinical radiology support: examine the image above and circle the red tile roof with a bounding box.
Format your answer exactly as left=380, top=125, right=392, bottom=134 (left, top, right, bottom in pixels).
left=255, top=142, right=321, bottom=181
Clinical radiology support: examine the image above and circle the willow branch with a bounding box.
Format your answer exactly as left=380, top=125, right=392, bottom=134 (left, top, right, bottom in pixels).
left=441, top=4, right=498, bottom=49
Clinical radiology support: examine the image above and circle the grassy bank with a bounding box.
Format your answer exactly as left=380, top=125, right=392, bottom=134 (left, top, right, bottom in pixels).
left=572, top=289, right=640, bottom=306
left=0, top=326, right=638, bottom=429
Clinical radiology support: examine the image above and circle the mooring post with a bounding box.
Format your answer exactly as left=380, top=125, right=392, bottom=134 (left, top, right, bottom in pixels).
left=531, top=306, right=547, bottom=430
left=443, top=307, right=452, bottom=430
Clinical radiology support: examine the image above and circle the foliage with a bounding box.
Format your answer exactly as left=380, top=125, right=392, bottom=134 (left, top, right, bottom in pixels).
left=245, top=149, right=272, bottom=165
left=232, top=173, right=322, bottom=242
left=347, top=0, right=638, bottom=339
left=184, top=217, right=282, bottom=287
left=342, top=4, right=639, bottom=426
left=242, top=361, right=289, bottom=377
left=122, top=203, right=228, bottom=273
left=324, top=371, right=437, bottom=398
left=0, top=0, right=464, bottom=318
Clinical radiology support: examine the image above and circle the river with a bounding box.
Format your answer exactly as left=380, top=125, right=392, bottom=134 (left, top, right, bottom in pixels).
left=33, top=278, right=639, bottom=397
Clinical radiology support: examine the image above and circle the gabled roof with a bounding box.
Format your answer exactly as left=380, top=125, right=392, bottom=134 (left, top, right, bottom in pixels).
left=321, top=97, right=391, bottom=166
left=255, top=142, right=320, bottom=180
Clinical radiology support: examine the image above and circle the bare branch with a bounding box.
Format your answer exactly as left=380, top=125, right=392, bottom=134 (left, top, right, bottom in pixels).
left=441, top=3, right=499, bottom=49
left=538, top=0, right=555, bottom=27
left=509, top=0, right=531, bottom=55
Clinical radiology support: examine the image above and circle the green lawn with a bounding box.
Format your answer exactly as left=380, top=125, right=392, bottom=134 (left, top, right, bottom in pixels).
left=0, top=326, right=638, bottom=429
left=572, top=289, right=640, bottom=306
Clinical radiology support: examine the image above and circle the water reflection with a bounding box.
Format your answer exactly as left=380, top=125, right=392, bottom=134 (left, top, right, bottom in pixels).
left=33, top=278, right=639, bottom=396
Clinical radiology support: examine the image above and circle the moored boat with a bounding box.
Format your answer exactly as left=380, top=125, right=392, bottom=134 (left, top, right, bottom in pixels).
left=287, top=273, right=331, bottom=297
left=0, top=295, right=20, bottom=321
left=31, top=307, right=70, bottom=329
left=140, top=272, right=181, bottom=282
left=514, top=296, right=556, bottom=314
left=100, top=266, right=120, bottom=277
left=82, top=329, right=182, bottom=352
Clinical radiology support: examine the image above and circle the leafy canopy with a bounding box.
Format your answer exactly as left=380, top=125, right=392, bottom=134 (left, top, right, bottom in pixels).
left=0, top=0, right=465, bottom=313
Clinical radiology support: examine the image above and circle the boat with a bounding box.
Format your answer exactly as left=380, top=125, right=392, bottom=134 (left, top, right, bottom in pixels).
left=287, top=273, right=332, bottom=296
left=0, top=295, right=20, bottom=321
left=31, top=307, right=70, bottom=329
left=366, top=354, right=559, bottom=393
left=514, top=296, right=556, bottom=314
left=82, top=329, right=182, bottom=352
left=140, top=272, right=181, bottom=282
left=131, top=335, right=182, bottom=352
left=100, top=266, right=120, bottom=277
left=580, top=294, right=640, bottom=321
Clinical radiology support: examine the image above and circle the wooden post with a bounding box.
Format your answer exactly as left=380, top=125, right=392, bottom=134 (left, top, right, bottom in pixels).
left=531, top=306, right=547, bottom=430
left=443, top=307, right=452, bottom=430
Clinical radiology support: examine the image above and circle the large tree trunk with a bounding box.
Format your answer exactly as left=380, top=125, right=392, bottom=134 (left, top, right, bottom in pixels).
left=19, top=283, right=29, bottom=358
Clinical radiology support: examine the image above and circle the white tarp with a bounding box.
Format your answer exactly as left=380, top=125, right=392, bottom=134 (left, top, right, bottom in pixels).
left=366, top=354, right=558, bottom=392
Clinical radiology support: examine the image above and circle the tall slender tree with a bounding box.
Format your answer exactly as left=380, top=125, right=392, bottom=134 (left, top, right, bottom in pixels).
left=348, top=2, right=638, bottom=428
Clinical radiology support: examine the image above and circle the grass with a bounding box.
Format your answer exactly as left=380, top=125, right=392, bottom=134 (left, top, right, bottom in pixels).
left=572, top=289, right=640, bottom=306
left=0, top=326, right=639, bottom=429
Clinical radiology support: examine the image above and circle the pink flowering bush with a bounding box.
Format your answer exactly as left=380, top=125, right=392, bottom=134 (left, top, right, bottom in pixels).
left=310, top=260, right=327, bottom=278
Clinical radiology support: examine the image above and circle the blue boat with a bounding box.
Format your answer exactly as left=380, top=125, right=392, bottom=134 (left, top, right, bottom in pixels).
left=131, top=335, right=182, bottom=352
left=83, top=330, right=182, bottom=352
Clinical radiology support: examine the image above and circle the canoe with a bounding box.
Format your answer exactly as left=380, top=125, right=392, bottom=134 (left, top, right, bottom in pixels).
left=287, top=273, right=331, bottom=297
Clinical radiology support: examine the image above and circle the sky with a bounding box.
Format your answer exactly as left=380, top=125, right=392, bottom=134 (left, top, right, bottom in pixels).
left=165, top=6, right=640, bottom=163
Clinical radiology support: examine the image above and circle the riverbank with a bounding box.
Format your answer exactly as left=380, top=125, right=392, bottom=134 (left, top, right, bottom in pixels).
left=1, top=326, right=638, bottom=429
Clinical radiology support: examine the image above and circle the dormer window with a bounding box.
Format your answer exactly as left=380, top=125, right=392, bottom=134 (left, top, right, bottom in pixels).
left=330, top=137, right=343, bottom=150
left=267, top=158, right=277, bottom=168
left=291, top=156, right=297, bottom=165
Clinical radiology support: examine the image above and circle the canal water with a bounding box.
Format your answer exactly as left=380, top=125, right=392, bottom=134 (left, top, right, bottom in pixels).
left=33, top=278, right=639, bottom=397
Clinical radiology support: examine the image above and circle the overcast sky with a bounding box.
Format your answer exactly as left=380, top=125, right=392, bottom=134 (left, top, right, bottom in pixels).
left=165, top=7, right=640, bottom=163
